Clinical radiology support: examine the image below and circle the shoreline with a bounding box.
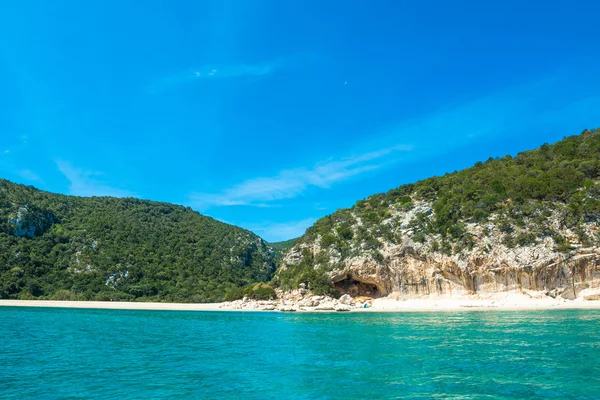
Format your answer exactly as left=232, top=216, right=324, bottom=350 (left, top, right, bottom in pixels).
left=3, top=295, right=600, bottom=312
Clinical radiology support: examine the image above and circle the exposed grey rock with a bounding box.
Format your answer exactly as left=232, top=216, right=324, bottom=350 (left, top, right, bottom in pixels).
left=7, top=205, right=55, bottom=238
left=298, top=298, right=319, bottom=307
left=314, top=302, right=335, bottom=311
left=281, top=199, right=600, bottom=301
left=339, top=294, right=353, bottom=305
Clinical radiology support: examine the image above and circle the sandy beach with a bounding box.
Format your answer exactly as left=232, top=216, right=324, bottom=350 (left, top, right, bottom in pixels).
left=2, top=292, right=600, bottom=312
left=0, top=300, right=226, bottom=311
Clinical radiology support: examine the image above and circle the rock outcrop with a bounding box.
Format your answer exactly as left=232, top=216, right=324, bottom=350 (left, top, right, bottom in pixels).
left=277, top=129, right=600, bottom=303
left=326, top=246, right=600, bottom=300
left=281, top=201, right=600, bottom=301
left=6, top=205, right=55, bottom=238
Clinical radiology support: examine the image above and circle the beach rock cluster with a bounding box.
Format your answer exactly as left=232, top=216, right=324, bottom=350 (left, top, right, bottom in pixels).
left=220, top=298, right=276, bottom=311
left=219, top=289, right=370, bottom=312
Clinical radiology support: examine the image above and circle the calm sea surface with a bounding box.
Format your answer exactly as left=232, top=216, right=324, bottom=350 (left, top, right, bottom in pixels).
left=1, top=307, right=599, bottom=399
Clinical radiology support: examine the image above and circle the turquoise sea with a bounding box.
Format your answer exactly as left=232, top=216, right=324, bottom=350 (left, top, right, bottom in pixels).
left=1, top=308, right=599, bottom=399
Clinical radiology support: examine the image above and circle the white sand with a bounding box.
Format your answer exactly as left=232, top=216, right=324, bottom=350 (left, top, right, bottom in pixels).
left=2, top=292, right=600, bottom=312
left=367, top=294, right=600, bottom=312
left=0, top=300, right=226, bottom=311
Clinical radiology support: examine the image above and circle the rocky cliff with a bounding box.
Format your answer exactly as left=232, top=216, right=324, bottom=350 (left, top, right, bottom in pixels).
left=277, top=129, right=600, bottom=301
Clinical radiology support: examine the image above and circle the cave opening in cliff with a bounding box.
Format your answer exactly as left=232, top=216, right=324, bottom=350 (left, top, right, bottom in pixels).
left=334, top=276, right=382, bottom=298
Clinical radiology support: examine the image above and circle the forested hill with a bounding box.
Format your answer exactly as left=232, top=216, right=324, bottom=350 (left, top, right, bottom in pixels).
left=0, top=180, right=277, bottom=302
left=277, top=128, right=600, bottom=294
left=4, top=128, right=599, bottom=302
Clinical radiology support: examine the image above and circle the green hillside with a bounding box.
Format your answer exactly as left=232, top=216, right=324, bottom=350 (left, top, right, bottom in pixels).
left=269, top=238, right=299, bottom=258
left=3, top=128, right=599, bottom=301
left=277, top=128, right=600, bottom=293
left=0, top=180, right=276, bottom=302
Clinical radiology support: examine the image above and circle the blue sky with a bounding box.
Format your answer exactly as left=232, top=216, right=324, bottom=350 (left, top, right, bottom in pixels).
left=1, top=0, right=599, bottom=241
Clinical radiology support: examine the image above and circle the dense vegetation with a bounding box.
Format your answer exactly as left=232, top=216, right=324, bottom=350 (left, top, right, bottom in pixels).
left=278, top=128, right=600, bottom=293
left=0, top=180, right=277, bottom=302
left=269, top=238, right=298, bottom=256
left=3, top=128, right=599, bottom=301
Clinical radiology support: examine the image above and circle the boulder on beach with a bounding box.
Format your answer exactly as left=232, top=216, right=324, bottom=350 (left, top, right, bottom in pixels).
left=339, top=294, right=353, bottom=305
left=314, top=302, right=335, bottom=311
left=334, top=304, right=353, bottom=312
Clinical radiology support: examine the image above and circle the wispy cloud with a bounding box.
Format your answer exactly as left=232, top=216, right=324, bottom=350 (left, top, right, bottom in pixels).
left=188, top=73, right=596, bottom=212
left=17, top=169, right=42, bottom=183
left=57, top=161, right=137, bottom=198
left=248, top=218, right=318, bottom=242
left=190, top=145, right=412, bottom=209
left=373, top=72, right=600, bottom=157
left=146, top=57, right=287, bottom=94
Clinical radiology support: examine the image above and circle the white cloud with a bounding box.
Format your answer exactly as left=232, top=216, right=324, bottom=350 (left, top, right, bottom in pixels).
left=17, top=169, right=42, bottom=182
left=56, top=161, right=137, bottom=198
left=146, top=58, right=286, bottom=94
left=248, top=218, right=318, bottom=242
left=190, top=144, right=411, bottom=209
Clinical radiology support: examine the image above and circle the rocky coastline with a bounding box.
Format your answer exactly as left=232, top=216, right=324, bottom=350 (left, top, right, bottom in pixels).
left=218, top=283, right=600, bottom=312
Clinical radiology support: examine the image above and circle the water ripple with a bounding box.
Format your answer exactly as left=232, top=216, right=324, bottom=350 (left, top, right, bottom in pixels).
left=1, top=308, right=599, bottom=399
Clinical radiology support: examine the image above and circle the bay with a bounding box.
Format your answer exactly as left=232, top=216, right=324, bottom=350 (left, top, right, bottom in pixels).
left=1, top=308, right=599, bottom=399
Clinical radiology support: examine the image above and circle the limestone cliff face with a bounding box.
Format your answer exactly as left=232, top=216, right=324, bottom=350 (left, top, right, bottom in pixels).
left=324, top=246, right=600, bottom=300
left=279, top=130, right=600, bottom=300
left=281, top=200, right=600, bottom=300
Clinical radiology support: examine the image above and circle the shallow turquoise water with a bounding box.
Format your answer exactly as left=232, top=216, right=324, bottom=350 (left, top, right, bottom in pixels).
left=1, top=308, right=599, bottom=399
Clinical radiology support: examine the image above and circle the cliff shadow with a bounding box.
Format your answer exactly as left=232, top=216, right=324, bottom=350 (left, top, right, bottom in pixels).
left=334, top=276, right=383, bottom=298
